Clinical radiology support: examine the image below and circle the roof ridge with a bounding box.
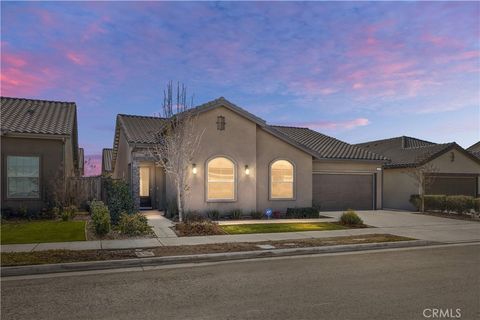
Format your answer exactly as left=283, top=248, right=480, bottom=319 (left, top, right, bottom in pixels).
left=1, top=96, right=76, bottom=105
left=117, top=113, right=166, bottom=119
left=270, top=124, right=309, bottom=129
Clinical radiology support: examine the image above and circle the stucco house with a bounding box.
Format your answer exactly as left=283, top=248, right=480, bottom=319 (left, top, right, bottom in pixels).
left=110, top=97, right=387, bottom=213
left=1, top=97, right=81, bottom=211
left=357, top=136, right=480, bottom=211
left=102, top=148, right=113, bottom=176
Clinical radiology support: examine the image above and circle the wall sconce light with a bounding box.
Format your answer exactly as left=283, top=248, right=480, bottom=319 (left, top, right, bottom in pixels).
left=245, top=165, right=250, bottom=175
left=192, top=164, right=197, bottom=175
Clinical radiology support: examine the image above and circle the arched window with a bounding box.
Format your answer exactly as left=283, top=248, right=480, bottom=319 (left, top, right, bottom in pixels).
left=270, top=160, right=294, bottom=199
left=207, top=157, right=235, bottom=201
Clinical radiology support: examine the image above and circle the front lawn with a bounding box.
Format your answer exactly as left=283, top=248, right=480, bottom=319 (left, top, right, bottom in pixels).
left=1, top=221, right=86, bottom=244
left=220, top=222, right=347, bottom=234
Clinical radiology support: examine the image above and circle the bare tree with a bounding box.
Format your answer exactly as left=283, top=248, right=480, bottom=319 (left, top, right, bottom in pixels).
left=406, top=161, right=439, bottom=212
left=151, top=82, right=203, bottom=222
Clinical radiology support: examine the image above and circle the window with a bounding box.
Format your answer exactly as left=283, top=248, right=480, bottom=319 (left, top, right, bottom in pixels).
left=216, top=116, right=225, bottom=130
left=207, top=157, right=235, bottom=200
left=270, top=160, right=294, bottom=199
left=7, top=156, right=40, bottom=199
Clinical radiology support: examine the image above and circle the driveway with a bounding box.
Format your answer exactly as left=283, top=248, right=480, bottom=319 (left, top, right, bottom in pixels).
left=321, top=210, right=480, bottom=243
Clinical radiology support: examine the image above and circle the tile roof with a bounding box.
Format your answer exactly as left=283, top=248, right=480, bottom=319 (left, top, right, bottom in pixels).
left=102, top=148, right=113, bottom=173
left=355, top=136, right=472, bottom=168
left=270, top=126, right=388, bottom=161
left=1, top=96, right=77, bottom=136
left=467, top=141, right=480, bottom=153
left=117, top=114, right=166, bottom=144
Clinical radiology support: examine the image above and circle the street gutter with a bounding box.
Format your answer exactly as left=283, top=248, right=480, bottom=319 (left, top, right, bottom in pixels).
left=1, top=240, right=436, bottom=277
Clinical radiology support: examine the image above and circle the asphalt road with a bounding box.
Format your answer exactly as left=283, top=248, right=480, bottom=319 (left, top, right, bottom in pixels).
left=2, top=244, right=479, bottom=320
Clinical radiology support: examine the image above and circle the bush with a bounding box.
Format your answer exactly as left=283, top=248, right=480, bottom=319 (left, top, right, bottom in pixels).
left=166, top=198, right=178, bottom=219
left=475, top=198, right=480, bottom=213
left=104, top=178, right=134, bottom=224
left=175, top=221, right=224, bottom=236
left=445, top=195, right=475, bottom=214
left=229, top=209, right=243, bottom=220
left=424, top=195, right=447, bottom=211
left=286, top=207, right=320, bottom=219
left=409, top=195, right=421, bottom=211
left=89, top=200, right=111, bottom=235
left=118, top=213, right=152, bottom=236
left=206, top=209, right=220, bottom=220
left=184, top=211, right=208, bottom=222
left=250, top=210, right=263, bottom=220
left=339, top=209, right=363, bottom=226
left=61, top=205, right=77, bottom=221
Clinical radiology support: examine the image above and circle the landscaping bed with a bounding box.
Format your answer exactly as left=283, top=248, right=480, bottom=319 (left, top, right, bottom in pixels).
left=220, top=222, right=348, bottom=234
left=1, top=220, right=86, bottom=244
left=1, top=234, right=412, bottom=267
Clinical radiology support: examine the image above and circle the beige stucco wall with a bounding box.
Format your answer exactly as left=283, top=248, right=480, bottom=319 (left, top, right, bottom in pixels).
left=312, top=160, right=383, bottom=209
left=383, top=148, right=480, bottom=210
left=185, top=106, right=257, bottom=213
left=112, top=130, right=131, bottom=181
left=256, top=128, right=313, bottom=212
left=63, top=137, right=76, bottom=178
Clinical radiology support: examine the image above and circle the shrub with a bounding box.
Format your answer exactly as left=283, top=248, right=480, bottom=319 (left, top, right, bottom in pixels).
left=166, top=198, right=178, bottom=219
left=104, top=178, right=134, bottom=224
left=175, top=221, right=224, bottom=236
left=118, top=212, right=152, bottom=236
left=424, top=195, right=447, bottom=211
left=445, top=195, right=475, bottom=214
left=18, top=206, right=28, bottom=219
left=229, top=209, right=243, bottom=220
left=184, top=211, right=208, bottom=222
left=61, top=205, right=77, bottom=221
left=250, top=210, right=263, bottom=220
left=286, top=207, right=320, bottom=219
left=89, top=200, right=111, bottom=235
left=475, top=198, right=480, bottom=213
left=409, top=195, right=421, bottom=211
left=206, top=209, right=220, bottom=220
left=339, top=209, right=363, bottom=226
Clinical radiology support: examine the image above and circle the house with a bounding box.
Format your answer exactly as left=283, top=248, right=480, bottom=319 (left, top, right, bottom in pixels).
left=111, top=97, right=387, bottom=213
left=78, top=148, right=85, bottom=176
left=356, top=136, right=480, bottom=210
left=1, top=97, right=81, bottom=211
left=467, top=141, right=480, bottom=159
left=102, top=148, right=113, bottom=176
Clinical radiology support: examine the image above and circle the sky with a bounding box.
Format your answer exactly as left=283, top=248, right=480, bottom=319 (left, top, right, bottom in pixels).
left=1, top=1, right=479, bottom=176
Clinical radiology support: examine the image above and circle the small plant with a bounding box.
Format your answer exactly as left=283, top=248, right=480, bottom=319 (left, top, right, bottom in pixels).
left=184, top=211, right=207, bottom=222
left=61, top=205, right=78, bottom=221
left=250, top=210, right=263, bottom=219
left=229, top=209, right=243, bottom=220
left=273, top=211, right=282, bottom=219
left=104, top=178, right=134, bottom=224
left=339, top=209, right=363, bottom=226
left=286, top=207, right=320, bottom=219
left=89, top=200, right=111, bottom=236
left=118, top=212, right=152, bottom=236
left=175, top=221, right=224, bottom=236
left=445, top=195, right=475, bottom=214
left=206, top=209, right=221, bottom=220
left=18, top=206, right=28, bottom=219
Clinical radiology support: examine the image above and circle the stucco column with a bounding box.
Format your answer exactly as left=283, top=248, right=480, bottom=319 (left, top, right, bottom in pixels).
left=131, top=159, right=140, bottom=210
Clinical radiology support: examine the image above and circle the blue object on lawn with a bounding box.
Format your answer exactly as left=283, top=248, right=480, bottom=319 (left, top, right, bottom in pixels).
left=265, top=208, right=273, bottom=219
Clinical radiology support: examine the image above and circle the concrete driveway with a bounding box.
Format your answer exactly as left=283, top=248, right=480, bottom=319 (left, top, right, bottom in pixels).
left=321, top=210, right=480, bottom=243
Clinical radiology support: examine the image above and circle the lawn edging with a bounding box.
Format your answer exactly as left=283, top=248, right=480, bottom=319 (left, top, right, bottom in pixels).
left=2, top=239, right=434, bottom=277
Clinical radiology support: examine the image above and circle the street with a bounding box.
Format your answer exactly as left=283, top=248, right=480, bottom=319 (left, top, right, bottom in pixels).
left=2, top=244, right=479, bottom=320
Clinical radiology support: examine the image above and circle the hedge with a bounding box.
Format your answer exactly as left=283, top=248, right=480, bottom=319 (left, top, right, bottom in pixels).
left=89, top=200, right=111, bottom=235
left=410, top=194, right=478, bottom=214
left=286, top=207, right=320, bottom=219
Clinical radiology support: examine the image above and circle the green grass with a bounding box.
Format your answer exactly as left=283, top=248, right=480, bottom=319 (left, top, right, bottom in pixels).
left=220, top=222, right=347, bottom=234
left=1, top=221, right=86, bottom=244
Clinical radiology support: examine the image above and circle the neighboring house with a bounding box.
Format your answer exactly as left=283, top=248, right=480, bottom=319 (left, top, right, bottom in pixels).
left=1, top=97, right=80, bottom=211
left=357, top=136, right=480, bottom=211
left=102, top=148, right=113, bottom=175
left=467, top=141, right=480, bottom=159
left=111, top=97, right=387, bottom=212
left=78, top=148, right=85, bottom=176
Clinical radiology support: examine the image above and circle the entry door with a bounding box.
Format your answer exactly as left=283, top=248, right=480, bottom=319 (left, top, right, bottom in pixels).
left=139, top=167, right=152, bottom=208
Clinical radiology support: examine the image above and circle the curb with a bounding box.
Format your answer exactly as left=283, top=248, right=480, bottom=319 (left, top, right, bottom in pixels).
left=1, top=240, right=434, bottom=277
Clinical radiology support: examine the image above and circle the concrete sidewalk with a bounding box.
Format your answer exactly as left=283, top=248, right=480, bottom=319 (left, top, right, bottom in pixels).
left=2, top=210, right=479, bottom=253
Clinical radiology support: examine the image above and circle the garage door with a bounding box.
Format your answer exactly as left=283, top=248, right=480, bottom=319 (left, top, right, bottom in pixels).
left=426, top=174, right=477, bottom=197
left=313, top=173, right=374, bottom=211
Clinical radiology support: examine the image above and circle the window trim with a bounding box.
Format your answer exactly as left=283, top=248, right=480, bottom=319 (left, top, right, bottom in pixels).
left=6, top=155, right=42, bottom=200
left=269, top=158, right=296, bottom=201
left=205, top=155, right=237, bottom=202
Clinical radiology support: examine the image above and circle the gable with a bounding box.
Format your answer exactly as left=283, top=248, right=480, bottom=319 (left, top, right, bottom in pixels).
left=427, top=147, right=480, bottom=173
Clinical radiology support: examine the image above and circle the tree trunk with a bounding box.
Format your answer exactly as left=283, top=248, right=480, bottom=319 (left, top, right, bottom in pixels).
left=176, top=182, right=183, bottom=222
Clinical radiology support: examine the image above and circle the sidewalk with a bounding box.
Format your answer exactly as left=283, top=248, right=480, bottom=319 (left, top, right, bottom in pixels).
left=2, top=210, right=479, bottom=253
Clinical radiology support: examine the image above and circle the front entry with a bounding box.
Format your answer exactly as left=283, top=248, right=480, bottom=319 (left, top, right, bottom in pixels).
left=139, top=167, right=152, bottom=208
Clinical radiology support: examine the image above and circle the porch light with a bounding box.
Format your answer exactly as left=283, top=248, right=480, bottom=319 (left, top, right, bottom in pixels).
left=192, top=164, right=197, bottom=175
left=245, top=165, right=250, bottom=175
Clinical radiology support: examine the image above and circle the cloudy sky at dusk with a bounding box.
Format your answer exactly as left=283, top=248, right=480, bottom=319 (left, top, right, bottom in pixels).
left=1, top=2, right=479, bottom=175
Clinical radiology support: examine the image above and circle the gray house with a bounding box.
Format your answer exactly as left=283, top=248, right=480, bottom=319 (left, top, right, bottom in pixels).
left=1, top=97, right=81, bottom=211
left=111, top=97, right=387, bottom=213
left=357, top=136, right=480, bottom=210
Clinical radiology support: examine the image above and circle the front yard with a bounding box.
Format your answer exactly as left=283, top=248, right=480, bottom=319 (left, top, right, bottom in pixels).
left=220, top=222, right=347, bottom=234
left=1, top=221, right=86, bottom=244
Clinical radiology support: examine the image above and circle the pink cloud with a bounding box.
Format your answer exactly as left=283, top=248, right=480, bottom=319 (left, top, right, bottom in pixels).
left=66, top=52, right=89, bottom=65
left=294, top=118, right=370, bottom=131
